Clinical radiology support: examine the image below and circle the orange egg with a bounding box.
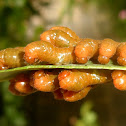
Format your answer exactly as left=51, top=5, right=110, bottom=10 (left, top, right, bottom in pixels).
left=63, top=86, right=92, bottom=102
left=33, top=70, right=59, bottom=92
left=24, top=41, right=76, bottom=65
left=75, top=38, right=99, bottom=64
left=98, top=39, right=119, bottom=64
left=58, top=69, right=112, bottom=92
left=9, top=73, right=36, bottom=95
left=112, top=70, right=126, bottom=90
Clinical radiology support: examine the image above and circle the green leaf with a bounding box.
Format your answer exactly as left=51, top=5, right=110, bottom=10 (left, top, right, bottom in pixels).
left=0, top=60, right=126, bottom=82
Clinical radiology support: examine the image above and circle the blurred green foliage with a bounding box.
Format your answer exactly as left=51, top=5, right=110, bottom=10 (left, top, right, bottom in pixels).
left=75, top=101, right=100, bottom=126
left=0, top=0, right=42, bottom=49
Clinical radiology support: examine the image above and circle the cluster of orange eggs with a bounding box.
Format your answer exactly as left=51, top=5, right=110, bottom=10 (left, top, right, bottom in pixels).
left=9, top=69, right=112, bottom=102
left=0, top=26, right=126, bottom=102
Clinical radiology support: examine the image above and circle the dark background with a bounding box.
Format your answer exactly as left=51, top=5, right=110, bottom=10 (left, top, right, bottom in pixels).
left=0, top=0, right=126, bottom=126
